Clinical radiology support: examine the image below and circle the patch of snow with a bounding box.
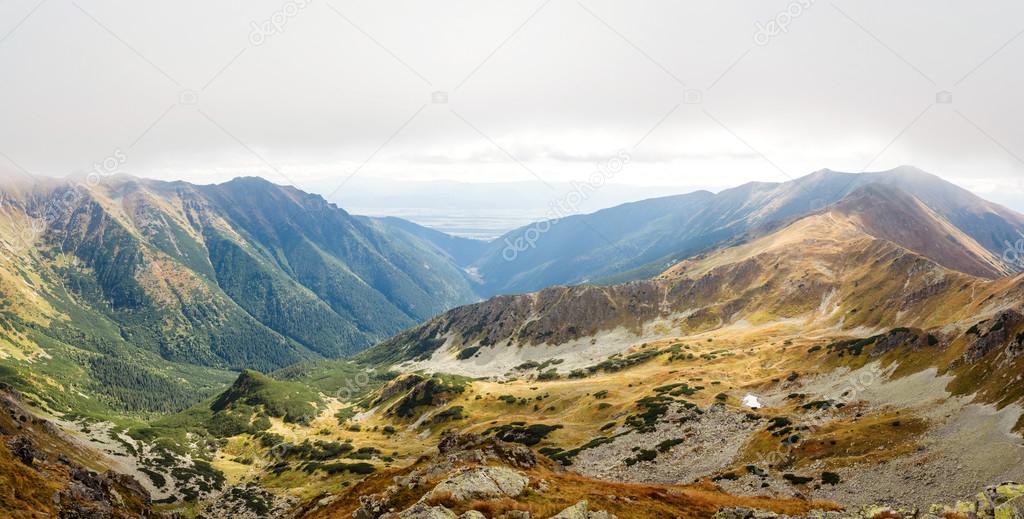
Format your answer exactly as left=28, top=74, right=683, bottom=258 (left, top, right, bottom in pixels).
left=742, top=394, right=762, bottom=408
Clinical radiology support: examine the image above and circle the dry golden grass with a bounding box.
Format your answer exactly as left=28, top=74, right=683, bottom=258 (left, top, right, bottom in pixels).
left=0, top=395, right=155, bottom=518
left=301, top=455, right=839, bottom=519
left=737, top=410, right=927, bottom=472
left=0, top=447, right=62, bottom=518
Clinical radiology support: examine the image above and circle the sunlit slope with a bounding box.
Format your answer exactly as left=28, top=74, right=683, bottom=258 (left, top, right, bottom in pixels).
left=363, top=183, right=1018, bottom=371
left=465, top=166, right=1024, bottom=295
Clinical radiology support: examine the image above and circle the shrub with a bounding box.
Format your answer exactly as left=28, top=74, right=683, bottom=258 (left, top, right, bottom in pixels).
left=486, top=423, right=563, bottom=446
left=656, top=438, right=685, bottom=452
left=321, top=462, right=375, bottom=475
left=624, top=448, right=657, bottom=466
left=537, top=369, right=559, bottom=381
left=457, top=346, right=481, bottom=360
left=431, top=406, right=465, bottom=423
left=783, top=473, right=814, bottom=485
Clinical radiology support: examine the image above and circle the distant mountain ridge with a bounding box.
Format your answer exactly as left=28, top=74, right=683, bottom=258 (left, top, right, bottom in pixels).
left=453, top=166, right=1024, bottom=295
left=360, top=181, right=1024, bottom=375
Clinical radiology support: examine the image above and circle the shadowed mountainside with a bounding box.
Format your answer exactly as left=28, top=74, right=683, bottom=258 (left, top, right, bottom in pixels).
left=461, top=166, right=1024, bottom=295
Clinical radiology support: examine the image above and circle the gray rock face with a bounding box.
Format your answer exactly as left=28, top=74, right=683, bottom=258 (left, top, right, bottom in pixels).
left=423, top=466, right=529, bottom=503
left=381, top=503, right=458, bottom=519
left=354, top=484, right=401, bottom=519
left=549, top=501, right=617, bottom=519
left=550, top=501, right=589, bottom=519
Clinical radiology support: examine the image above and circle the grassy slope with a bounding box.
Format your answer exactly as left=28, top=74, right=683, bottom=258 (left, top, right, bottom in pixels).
left=0, top=175, right=482, bottom=419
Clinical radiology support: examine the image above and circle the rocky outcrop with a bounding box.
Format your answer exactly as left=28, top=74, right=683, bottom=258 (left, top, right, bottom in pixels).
left=381, top=502, right=458, bottom=519
left=8, top=435, right=43, bottom=466
left=436, top=432, right=538, bottom=469
left=352, top=433, right=537, bottom=519
left=0, top=386, right=161, bottom=518
left=963, top=310, right=1024, bottom=363
left=423, top=466, right=529, bottom=503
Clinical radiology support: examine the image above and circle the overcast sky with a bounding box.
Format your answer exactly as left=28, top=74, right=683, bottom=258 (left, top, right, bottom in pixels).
left=2, top=0, right=1024, bottom=208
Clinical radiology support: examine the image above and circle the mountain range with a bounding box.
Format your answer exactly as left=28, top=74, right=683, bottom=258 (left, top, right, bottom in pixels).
left=361, top=180, right=1021, bottom=372
left=2, top=166, right=1024, bottom=518
left=445, top=166, right=1024, bottom=295
left=2, top=166, right=1022, bottom=413
left=0, top=175, right=478, bottom=413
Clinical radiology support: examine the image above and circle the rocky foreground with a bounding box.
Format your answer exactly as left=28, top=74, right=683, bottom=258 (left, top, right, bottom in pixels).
left=299, top=431, right=823, bottom=519
left=716, top=482, right=1024, bottom=519
left=302, top=430, right=1022, bottom=519
left=303, top=424, right=1023, bottom=519
left=0, top=385, right=164, bottom=518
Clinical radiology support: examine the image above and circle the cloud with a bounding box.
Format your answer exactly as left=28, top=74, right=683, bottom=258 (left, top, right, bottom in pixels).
left=1, top=0, right=1023, bottom=195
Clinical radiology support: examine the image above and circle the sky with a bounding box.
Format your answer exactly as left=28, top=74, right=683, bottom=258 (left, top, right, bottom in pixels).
left=2, top=0, right=1024, bottom=211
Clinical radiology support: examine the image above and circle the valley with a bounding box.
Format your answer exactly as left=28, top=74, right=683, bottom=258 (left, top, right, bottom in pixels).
left=1, top=168, right=1024, bottom=518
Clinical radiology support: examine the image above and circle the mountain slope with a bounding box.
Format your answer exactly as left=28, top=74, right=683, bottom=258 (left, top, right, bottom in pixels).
left=0, top=175, right=478, bottom=414
left=468, top=190, right=715, bottom=295
left=373, top=215, right=490, bottom=267
left=359, top=183, right=1017, bottom=371
left=4, top=175, right=1024, bottom=517
left=829, top=184, right=1009, bottom=278
left=341, top=182, right=1024, bottom=512
left=0, top=386, right=161, bottom=518
left=465, top=166, right=1024, bottom=295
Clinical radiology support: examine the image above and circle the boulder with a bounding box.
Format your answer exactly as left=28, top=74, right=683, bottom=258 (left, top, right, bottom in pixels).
left=424, top=466, right=528, bottom=503
left=8, top=436, right=41, bottom=466
left=550, top=501, right=590, bottom=519
left=382, top=503, right=458, bottom=519
left=548, top=501, right=615, bottom=519
left=712, top=509, right=780, bottom=519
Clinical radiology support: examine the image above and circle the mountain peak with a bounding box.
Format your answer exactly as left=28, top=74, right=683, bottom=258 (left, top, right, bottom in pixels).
left=883, top=164, right=929, bottom=175
left=829, top=183, right=1011, bottom=278
left=222, top=175, right=278, bottom=186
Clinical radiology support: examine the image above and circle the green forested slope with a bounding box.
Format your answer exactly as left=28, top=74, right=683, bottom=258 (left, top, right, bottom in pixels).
left=0, top=175, right=478, bottom=415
